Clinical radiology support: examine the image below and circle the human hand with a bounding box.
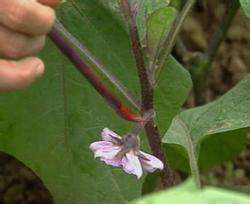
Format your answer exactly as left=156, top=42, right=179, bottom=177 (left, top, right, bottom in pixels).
left=0, top=0, right=60, bottom=92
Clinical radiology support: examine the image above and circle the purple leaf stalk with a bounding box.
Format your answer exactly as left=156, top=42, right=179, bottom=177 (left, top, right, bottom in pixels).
left=49, top=23, right=143, bottom=123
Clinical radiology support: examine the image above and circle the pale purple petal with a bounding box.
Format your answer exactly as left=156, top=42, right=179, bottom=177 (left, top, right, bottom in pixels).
left=90, top=140, right=123, bottom=167
left=122, top=151, right=143, bottom=179
left=139, top=162, right=156, bottom=172
left=101, top=128, right=122, bottom=143
left=89, top=141, right=114, bottom=152
left=139, top=151, right=164, bottom=172
left=100, top=157, right=122, bottom=167
left=94, top=145, right=121, bottom=159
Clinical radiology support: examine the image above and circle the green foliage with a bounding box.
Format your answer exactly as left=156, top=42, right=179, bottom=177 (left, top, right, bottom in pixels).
left=0, top=0, right=247, bottom=202
left=0, top=0, right=190, bottom=203
left=146, top=7, right=177, bottom=59
left=163, top=76, right=250, bottom=173
left=240, top=0, right=250, bottom=17
left=142, top=173, right=159, bottom=195
left=98, top=0, right=171, bottom=41
left=132, top=0, right=171, bottom=40
left=134, top=179, right=250, bottom=204
left=169, top=0, right=184, bottom=10
left=155, top=56, right=192, bottom=133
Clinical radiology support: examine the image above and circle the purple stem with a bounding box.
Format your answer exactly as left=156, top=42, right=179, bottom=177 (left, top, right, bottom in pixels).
left=49, top=26, right=143, bottom=123
left=120, top=0, right=175, bottom=187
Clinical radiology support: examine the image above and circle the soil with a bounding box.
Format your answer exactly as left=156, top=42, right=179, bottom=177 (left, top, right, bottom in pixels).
left=0, top=154, right=53, bottom=204
left=0, top=0, right=249, bottom=203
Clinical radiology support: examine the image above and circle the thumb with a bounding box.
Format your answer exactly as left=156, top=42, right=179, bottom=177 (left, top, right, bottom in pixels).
left=38, top=0, right=61, bottom=7
left=0, top=57, right=44, bottom=92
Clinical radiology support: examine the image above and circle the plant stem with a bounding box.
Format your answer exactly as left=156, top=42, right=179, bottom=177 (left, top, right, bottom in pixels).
left=49, top=26, right=143, bottom=123
left=54, top=19, right=141, bottom=110
left=191, top=1, right=240, bottom=105
left=174, top=37, right=190, bottom=62
left=120, top=0, right=153, bottom=106
left=206, top=1, right=240, bottom=63
left=145, top=120, right=175, bottom=187
left=120, top=0, right=175, bottom=187
left=178, top=117, right=201, bottom=188
left=153, top=0, right=196, bottom=85
left=188, top=150, right=201, bottom=188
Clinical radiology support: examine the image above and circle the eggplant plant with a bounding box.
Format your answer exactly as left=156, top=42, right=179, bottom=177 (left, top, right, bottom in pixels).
left=0, top=0, right=249, bottom=203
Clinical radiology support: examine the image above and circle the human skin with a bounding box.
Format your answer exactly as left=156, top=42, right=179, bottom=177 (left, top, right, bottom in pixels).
left=0, top=0, right=60, bottom=92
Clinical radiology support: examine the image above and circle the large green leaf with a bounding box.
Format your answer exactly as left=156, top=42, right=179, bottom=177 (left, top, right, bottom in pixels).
left=163, top=76, right=250, bottom=172
left=240, top=0, right=250, bottom=17
left=155, top=56, right=192, bottom=133
left=134, top=179, right=250, bottom=204
left=0, top=0, right=191, bottom=203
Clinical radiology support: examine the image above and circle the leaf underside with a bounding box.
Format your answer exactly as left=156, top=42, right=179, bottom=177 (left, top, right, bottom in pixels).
left=163, top=76, right=250, bottom=172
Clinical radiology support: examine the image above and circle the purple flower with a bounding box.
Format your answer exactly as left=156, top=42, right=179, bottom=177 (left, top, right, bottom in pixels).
left=89, top=128, right=164, bottom=179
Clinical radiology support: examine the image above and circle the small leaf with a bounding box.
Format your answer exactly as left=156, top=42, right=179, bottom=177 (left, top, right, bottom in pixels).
left=98, top=0, right=171, bottom=41
left=134, top=179, right=250, bottom=204
left=146, top=7, right=177, bottom=59
left=133, top=0, right=171, bottom=40
left=163, top=76, right=250, bottom=173
left=240, top=0, right=250, bottom=17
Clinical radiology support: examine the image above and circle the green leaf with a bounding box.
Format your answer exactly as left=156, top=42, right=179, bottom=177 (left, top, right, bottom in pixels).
left=155, top=56, right=192, bottom=133
left=0, top=0, right=191, bottom=203
left=147, top=7, right=177, bottom=59
left=221, top=185, right=250, bottom=194
left=169, top=0, right=184, bottom=10
left=142, top=173, right=160, bottom=195
left=198, top=129, right=246, bottom=170
left=98, top=0, right=171, bottom=41
left=163, top=76, right=250, bottom=173
left=133, top=0, right=171, bottom=40
left=134, top=179, right=250, bottom=204
left=240, top=0, right=250, bottom=17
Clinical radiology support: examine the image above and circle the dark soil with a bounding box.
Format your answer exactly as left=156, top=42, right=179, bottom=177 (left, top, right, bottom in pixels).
left=0, top=154, right=53, bottom=204
left=0, top=0, right=249, bottom=203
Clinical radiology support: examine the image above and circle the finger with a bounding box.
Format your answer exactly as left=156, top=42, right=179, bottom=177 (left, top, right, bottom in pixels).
left=0, top=0, right=55, bottom=36
left=38, top=0, right=61, bottom=8
left=0, top=57, right=44, bottom=92
left=0, top=25, right=45, bottom=59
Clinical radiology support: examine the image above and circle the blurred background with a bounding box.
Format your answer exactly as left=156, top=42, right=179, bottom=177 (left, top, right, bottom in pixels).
left=0, top=0, right=249, bottom=203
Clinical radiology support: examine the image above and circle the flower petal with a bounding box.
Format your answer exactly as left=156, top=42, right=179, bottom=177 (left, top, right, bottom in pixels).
left=94, top=145, right=121, bottom=160
left=122, top=152, right=143, bottom=179
left=89, top=141, right=114, bottom=152
left=101, top=128, right=122, bottom=143
left=100, top=158, right=122, bottom=167
left=139, top=151, right=164, bottom=172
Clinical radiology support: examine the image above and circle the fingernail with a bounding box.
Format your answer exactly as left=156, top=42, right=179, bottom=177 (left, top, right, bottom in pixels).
left=35, top=63, right=45, bottom=77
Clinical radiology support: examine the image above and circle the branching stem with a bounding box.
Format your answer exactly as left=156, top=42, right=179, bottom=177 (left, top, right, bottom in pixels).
left=120, top=0, right=175, bottom=187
